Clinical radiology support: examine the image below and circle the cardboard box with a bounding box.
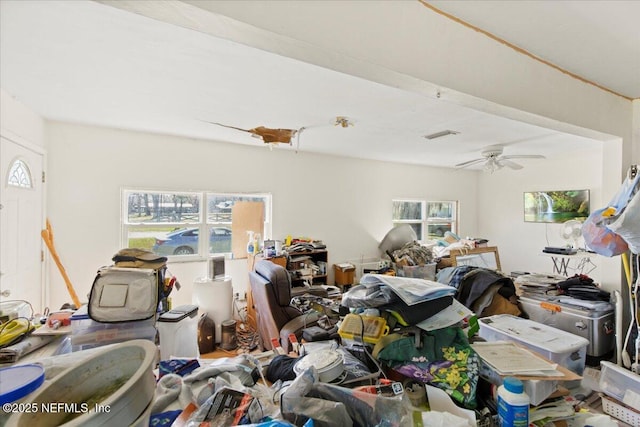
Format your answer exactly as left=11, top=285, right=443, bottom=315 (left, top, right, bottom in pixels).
left=334, top=263, right=355, bottom=285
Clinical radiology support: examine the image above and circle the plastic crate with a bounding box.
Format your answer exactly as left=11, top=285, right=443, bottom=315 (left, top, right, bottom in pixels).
left=600, top=395, right=640, bottom=427
left=70, top=305, right=156, bottom=351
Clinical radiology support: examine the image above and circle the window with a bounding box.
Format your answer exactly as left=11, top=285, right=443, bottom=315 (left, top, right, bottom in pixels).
left=122, top=189, right=271, bottom=260
left=392, top=200, right=457, bottom=240
left=7, top=159, right=32, bottom=188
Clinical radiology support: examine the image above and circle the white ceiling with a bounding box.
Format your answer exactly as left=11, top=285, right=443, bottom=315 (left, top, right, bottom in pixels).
left=427, top=0, right=640, bottom=100
left=1, top=1, right=631, bottom=169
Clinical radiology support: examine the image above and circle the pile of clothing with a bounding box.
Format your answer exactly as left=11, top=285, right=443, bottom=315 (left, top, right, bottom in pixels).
left=555, top=274, right=610, bottom=301
left=437, top=266, right=521, bottom=317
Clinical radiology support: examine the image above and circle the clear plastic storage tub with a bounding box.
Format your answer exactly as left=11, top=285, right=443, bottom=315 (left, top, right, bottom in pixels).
left=70, top=305, right=156, bottom=352
left=599, top=361, right=640, bottom=405
left=478, top=314, right=589, bottom=374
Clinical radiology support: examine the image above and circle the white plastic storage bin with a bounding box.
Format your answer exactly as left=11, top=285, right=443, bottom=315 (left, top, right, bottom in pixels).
left=157, top=304, right=199, bottom=360
left=478, top=314, right=589, bottom=375
left=478, top=357, right=558, bottom=405
left=70, top=305, right=156, bottom=352
left=599, top=361, right=640, bottom=406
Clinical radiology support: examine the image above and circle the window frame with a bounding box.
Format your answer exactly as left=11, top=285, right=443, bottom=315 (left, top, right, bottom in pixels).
left=121, top=188, right=272, bottom=261
left=392, top=199, right=458, bottom=241
left=7, top=158, right=33, bottom=189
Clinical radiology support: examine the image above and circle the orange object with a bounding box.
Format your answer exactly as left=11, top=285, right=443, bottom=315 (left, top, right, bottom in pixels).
left=540, top=301, right=562, bottom=313
left=41, top=219, right=81, bottom=308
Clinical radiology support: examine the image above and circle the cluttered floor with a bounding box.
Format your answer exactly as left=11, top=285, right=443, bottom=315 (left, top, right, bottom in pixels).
left=0, top=254, right=640, bottom=427
left=2, top=264, right=639, bottom=427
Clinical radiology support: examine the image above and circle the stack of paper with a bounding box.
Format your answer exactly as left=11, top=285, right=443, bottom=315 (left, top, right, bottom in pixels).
left=529, top=397, right=578, bottom=423
left=360, top=274, right=456, bottom=306
left=514, top=274, right=564, bottom=296
left=416, top=299, right=474, bottom=331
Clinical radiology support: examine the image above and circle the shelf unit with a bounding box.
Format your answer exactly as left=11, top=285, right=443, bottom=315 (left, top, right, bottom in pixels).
left=286, top=249, right=328, bottom=286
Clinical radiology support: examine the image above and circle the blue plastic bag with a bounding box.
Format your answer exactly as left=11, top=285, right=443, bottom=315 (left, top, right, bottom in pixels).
left=583, top=173, right=640, bottom=257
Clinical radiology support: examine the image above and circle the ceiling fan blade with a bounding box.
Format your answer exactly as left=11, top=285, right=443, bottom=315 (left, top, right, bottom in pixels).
left=455, top=158, right=486, bottom=168
left=499, top=159, right=524, bottom=170
left=500, top=154, right=546, bottom=160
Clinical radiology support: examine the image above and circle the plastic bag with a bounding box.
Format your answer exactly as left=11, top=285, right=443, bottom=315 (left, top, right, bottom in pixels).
left=185, top=387, right=263, bottom=426
left=281, top=366, right=411, bottom=427
left=341, top=283, right=394, bottom=308
left=583, top=173, right=640, bottom=257
left=281, top=368, right=353, bottom=427
left=608, top=184, right=640, bottom=253
left=375, top=327, right=479, bottom=409
left=582, top=208, right=629, bottom=256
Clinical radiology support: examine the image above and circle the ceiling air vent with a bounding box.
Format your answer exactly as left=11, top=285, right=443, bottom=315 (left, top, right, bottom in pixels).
left=423, top=130, right=460, bottom=140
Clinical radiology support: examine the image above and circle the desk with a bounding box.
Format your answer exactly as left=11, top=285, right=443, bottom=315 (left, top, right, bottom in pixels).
left=540, top=251, right=596, bottom=276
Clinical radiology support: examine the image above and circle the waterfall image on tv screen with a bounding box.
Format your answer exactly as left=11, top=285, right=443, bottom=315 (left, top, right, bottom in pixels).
left=523, top=190, right=590, bottom=223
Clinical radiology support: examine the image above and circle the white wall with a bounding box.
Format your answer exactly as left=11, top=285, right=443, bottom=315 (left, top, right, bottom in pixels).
left=0, top=88, right=45, bottom=148
left=44, top=121, right=480, bottom=309
left=476, top=146, right=625, bottom=291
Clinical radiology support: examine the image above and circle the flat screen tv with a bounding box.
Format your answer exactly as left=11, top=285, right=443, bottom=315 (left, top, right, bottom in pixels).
left=524, top=190, right=590, bottom=223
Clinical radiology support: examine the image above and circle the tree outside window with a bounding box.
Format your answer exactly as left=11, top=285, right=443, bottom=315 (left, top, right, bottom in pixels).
left=123, top=190, right=271, bottom=259
left=392, top=199, right=457, bottom=240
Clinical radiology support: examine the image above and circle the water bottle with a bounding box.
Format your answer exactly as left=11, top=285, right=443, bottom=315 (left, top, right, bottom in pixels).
left=497, top=377, right=529, bottom=427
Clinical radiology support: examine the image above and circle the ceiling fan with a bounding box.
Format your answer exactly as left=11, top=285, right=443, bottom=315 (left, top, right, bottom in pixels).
left=455, top=145, right=546, bottom=172
left=204, top=121, right=298, bottom=144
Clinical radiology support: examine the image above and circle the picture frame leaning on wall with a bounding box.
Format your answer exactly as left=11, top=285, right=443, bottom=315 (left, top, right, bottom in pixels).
left=450, top=246, right=501, bottom=271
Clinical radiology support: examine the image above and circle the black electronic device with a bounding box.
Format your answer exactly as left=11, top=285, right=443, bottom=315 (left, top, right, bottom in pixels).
left=543, top=247, right=577, bottom=255
left=302, top=326, right=331, bottom=342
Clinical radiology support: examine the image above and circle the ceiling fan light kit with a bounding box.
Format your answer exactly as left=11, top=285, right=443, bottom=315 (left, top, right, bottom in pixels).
left=334, top=116, right=354, bottom=128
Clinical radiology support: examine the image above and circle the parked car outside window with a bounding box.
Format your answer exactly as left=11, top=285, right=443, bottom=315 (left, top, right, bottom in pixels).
left=152, top=227, right=232, bottom=255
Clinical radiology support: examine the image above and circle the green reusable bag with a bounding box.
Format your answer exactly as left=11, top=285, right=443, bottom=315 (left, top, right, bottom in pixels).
left=376, top=326, right=479, bottom=408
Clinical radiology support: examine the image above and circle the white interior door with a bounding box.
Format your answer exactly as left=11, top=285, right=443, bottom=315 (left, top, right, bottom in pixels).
left=0, top=136, right=44, bottom=313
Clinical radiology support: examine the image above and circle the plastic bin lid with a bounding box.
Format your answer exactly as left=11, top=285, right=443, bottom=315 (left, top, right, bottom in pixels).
left=0, top=364, right=45, bottom=404
left=70, top=304, right=89, bottom=320
left=480, top=314, right=589, bottom=352
left=158, top=304, right=198, bottom=322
